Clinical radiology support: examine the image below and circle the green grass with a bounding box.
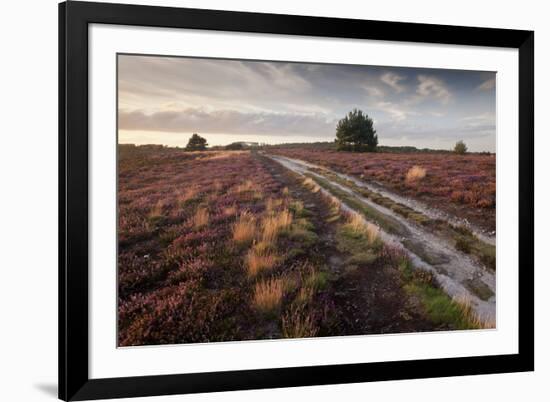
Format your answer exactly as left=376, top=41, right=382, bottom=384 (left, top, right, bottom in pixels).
left=453, top=232, right=496, bottom=271
left=398, top=259, right=481, bottom=330
left=403, top=282, right=475, bottom=329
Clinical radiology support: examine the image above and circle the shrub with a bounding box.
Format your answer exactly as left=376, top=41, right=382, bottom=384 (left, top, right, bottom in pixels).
left=185, top=133, right=208, bottom=151
left=454, top=140, right=468, bottom=154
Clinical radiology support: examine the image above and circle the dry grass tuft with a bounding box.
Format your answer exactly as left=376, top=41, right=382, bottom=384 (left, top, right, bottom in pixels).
left=261, top=209, right=293, bottom=243
left=406, top=165, right=427, bottom=183
left=266, top=198, right=284, bottom=213
left=282, top=305, right=318, bottom=338
left=328, top=195, right=342, bottom=210
left=245, top=249, right=278, bottom=277
left=290, top=200, right=304, bottom=215
left=223, top=204, right=238, bottom=216
left=346, top=213, right=380, bottom=243
left=232, top=212, right=256, bottom=244
left=149, top=200, right=164, bottom=218
left=282, top=187, right=290, bottom=196
left=234, top=180, right=263, bottom=200
left=176, top=186, right=199, bottom=205
left=191, top=207, right=209, bottom=229
left=303, top=177, right=321, bottom=193
left=253, top=278, right=285, bottom=313
left=454, top=295, right=495, bottom=329
left=235, top=180, right=258, bottom=193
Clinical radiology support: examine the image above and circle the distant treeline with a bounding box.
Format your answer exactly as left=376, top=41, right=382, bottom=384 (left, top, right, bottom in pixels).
left=263, top=141, right=494, bottom=155
left=118, top=142, right=494, bottom=156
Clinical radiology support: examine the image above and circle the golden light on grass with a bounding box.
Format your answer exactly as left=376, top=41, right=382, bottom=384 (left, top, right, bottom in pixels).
left=245, top=249, right=278, bottom=277
left=328, top=195, right=342, bottom=210
left=290, top=200, right=304, bottom=215
left=232, top=212, right=256, bottom=244
left=261, top=209, right=293, bottom=243
left=303, top=177, right=321, bottom=193
left=223, top=204, right=238, bottom=216
left=233, top=179, right=264, bottom=200
left=235, top=180, right=257, bottom=193
left=253, top=278, right=285, bottom=313
left=406, top=165, right=427, bottom=183
left=346, top=213, right=380, bottom=244
left=282, top=305, right=318, bottom=338
left=191, top=207, right=209, bottom=229
left=266, top=197, right=283, bottom=213
left=454, top=295, right=495, bottom=329
left=149, top=200, right=164, bottom=218
left=176, top=186, right=199, bottom=205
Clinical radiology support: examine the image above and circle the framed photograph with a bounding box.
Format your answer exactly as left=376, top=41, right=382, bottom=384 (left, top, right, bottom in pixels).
left=59, top=1, right=534, bottom=400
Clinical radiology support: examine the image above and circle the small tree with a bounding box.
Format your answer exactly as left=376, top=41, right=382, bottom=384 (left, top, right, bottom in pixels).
left=454, top=140, right=468, bottom=155
left=185, top=133, right=208, bottom=151
left=335, top=109, right=378, bottom=152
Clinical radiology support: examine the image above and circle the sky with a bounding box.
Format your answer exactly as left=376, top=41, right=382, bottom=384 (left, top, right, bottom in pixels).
left=118, top=54, right=496, bottom=152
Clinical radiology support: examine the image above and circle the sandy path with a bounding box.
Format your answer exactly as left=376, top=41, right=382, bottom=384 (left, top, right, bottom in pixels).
left=266, top=153, right=496, bottom=323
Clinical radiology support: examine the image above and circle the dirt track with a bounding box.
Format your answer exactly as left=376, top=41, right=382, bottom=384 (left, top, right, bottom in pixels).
left=265, top=153, right=496, bottom=323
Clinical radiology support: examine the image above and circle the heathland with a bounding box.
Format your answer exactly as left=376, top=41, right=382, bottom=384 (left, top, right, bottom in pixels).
left=118, top=144, right=496, bottom=346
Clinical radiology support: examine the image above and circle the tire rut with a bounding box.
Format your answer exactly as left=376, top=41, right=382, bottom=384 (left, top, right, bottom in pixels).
left=265, top=153, right=496, bottom=324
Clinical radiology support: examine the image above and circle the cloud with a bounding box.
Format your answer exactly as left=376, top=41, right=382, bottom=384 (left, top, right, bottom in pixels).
left=373, top=101, right=413, bottom=122
left=119, top=108, right=336, bottom=137
left=380, top=72, right=406, bottom=93
left=117, top=55, right=496, bottom=151
left=477, top=77, right=496, bottom=91
left=362, top=85, right=385, bottom=98
left=416, top=75, right=452, bottom=104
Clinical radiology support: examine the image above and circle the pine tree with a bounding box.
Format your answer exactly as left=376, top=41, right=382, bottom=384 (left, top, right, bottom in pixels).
left=335, top=109, right=378, bottom=152
left=185, top=133, right=208, bottom=151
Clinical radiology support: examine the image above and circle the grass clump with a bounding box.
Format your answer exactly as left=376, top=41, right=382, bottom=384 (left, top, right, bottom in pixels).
left=453, top=231, right=496, bottom=271
left=304, top=270, right=329, bottom=292
left=253, top=278, right=285, bottom=314
left=176, top=186, right=199, bottom=206
left=232, top=212, right=256, bottom=245
left=245, top=248, right=278, bottom=277
left=261, top=209, right=293, bottom=244
left=303, top=177, right=321, bottom=193
left=289, top=200, right=306, bottom=217
left=347, top=251, right=378, bottom=265
left=405, top=165, right=427, bottom=183
left=191, top=207, right=209, bottom=229
left=282, top=305, right=318, bottom=338
left=266, top=197, right=284, bottom=213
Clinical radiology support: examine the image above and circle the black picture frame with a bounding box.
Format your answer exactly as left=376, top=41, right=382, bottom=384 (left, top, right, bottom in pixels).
left=59, top=1, right=534, bottom=400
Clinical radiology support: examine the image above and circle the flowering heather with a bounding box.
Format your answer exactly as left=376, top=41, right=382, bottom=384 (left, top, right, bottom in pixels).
left=271, top=147, right=495, bottom=230
left=118, top=147, right=328, bottom=345
left=118, top=145, right=488, bottom=346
